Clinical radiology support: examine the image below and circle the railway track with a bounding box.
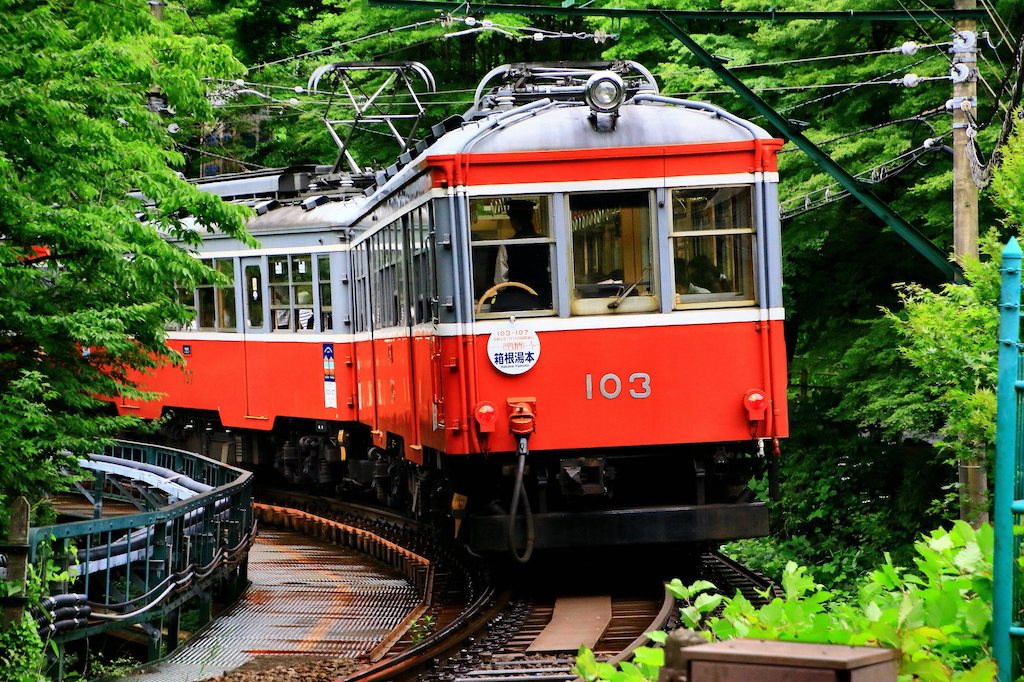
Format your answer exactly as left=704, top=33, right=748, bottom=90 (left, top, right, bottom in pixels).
left=241, top=492, right=779, bottom=682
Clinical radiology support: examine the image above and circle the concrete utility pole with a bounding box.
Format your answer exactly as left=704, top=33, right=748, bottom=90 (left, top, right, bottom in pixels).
left=952, top=0, right=979, bottom=263
left=952, top=0, right=985, bottom=527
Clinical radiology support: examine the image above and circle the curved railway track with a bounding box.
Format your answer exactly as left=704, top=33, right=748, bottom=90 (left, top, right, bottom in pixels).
left=247, top=490, right=780, bottom=682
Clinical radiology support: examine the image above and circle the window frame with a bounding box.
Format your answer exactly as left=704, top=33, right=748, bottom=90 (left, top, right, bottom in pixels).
left=566, top=189, right=659, bottom=317
left=469, top=194, right=556, bottom=320
left=268, top=253, right=319, bottom=332
left=668, top=184, right=758, bottom=310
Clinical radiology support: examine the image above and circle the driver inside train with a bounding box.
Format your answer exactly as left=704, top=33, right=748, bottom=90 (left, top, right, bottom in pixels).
left=471, top=196, right=554, bottom=316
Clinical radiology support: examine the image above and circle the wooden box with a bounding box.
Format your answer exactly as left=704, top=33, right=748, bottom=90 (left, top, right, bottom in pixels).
left=680, top=638, right=899, bottom=681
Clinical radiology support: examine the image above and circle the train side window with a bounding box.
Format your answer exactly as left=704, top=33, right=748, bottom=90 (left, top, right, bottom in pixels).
left=670, top=187, right=756, bottom=308
left=317, top=255, right=332, bottom=330
left=352, top=245, right=370, bottom=333
left=244, top=263, right=264, bottom=328
left=269, top=254, right=316, bottom=331
left=410, top=205, right=437, bottom=325
left=568, top=191, right=658, bottom=315
left=215, top=259, right=236, bottom=331
left=368, top=221, right=406, bottom=330
left=169, top=259, right=237, bottom=331
left=196, top=259, right=216, bottom=329
left=470, top=195, right=554, bottom=317
left=194, top=257, right=235, bottom=330
left=169, top=285, right=196, bottom=330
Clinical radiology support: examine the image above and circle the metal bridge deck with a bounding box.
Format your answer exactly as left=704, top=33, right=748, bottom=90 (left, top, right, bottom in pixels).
left=124, top=527, right=421, bottom=682
left=53, top=493, right=148, bottom=519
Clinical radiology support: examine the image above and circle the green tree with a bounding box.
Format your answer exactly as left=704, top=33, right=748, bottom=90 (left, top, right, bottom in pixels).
left=0, top=0, right=251, bottom=534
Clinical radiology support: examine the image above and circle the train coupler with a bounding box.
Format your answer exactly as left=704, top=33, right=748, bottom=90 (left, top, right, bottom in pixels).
left=559, top=457, right=609, bottom=497
left=507, top=397, right=537, bottom=446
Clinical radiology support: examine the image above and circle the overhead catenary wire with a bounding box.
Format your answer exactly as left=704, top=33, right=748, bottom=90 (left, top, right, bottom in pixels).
left=916, top=0, right=965, bottom=37
left=770, top=53, right=943, bottom=116
left=894, top=0, right=957, bottom=67
left=176, top=143, right=268, bottom=170
left=200, top=5, right=1006, bottom=208
left=246, top=13, right=615, bottom=75
left=247, top=18, right=444, bottom=73
left=781, top=134, right=952, bottom=218
left=977, top=0, right=1013, bottom=54
left=961, top=37, right=1024, bottom=187
left=728, top=39, right=951, bottom=70
left=777, top=112, right=944, bottom=154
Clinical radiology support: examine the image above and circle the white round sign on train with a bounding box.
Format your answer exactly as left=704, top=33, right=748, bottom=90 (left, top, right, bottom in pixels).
left=487, top=327, right=541, bottom=375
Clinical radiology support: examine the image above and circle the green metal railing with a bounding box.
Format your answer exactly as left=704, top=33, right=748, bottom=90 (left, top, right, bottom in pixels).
left=995, top=237, right=1024, bottom=681
left=29, top=440, right=255, bottom=660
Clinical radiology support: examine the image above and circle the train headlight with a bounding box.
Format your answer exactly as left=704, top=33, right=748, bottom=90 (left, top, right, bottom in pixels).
left=585, top=72, right=625, bottom=114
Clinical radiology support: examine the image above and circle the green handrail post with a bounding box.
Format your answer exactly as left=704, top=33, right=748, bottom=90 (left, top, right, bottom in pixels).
left=24, top=439, right=255, bottom=679
left=995, top=236, right=1022, bottom=681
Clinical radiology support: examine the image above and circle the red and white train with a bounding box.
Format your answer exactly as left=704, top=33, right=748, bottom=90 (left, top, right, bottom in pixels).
left=121, top=62, right=788, bottom=559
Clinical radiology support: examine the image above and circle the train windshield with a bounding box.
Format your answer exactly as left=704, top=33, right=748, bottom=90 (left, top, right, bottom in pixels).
left=569, top=191, right=658, bottom=315
left=469, top=196, right=554, bottom=317
left=670, top=187, right=756, bottom=308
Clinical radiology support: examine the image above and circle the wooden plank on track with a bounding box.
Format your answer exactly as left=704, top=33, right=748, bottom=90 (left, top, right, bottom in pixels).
left=526, top=596, right=612, bottom=652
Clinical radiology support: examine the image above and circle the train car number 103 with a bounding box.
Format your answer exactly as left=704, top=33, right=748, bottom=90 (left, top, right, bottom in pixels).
left=585, top=373, right=652, bottom=400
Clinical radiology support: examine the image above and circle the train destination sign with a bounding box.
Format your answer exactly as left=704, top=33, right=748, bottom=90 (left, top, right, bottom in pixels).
left=487, top=326, right=540, bottom=375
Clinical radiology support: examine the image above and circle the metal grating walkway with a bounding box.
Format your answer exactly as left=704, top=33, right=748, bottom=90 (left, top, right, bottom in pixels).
left=124, top=528, right=421, bottom=682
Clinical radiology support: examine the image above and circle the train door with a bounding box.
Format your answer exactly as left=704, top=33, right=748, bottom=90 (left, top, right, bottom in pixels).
left=400, top=213, right=423, bottom=463
left=409, top=203, right=445, bottom=452
left=351, top=242, right=379, bottom=434
left=239, top=256, right=272, bottom=427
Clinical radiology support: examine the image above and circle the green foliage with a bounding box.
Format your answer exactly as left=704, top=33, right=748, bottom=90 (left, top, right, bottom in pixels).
left=0, top=616, right=46, bottom=682
left=0, top=0, right=253, bottom=534
left=409, top=614, right=435, bottom=642
left=84, top=654, right=137, bottom=681
left=0, top=544, right=79, bottom=682
left=578, top=522, right=998, bottom=682
left=725, top=392, right=952, bottom=594
left=883, top=234, right=1002, bottom=464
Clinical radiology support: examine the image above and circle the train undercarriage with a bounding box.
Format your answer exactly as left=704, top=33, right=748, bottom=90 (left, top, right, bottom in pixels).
left=152, top=409, right=774, bottom=557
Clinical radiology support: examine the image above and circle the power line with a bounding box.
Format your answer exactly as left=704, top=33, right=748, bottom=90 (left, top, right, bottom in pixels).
left=176, top=143, right=268, bottom=169
left=977, top=0, right=1013, bottom=51
left=729, top=40, right=950, bottom=70
left=894, top=0, right=957, bottom=67
left=915, top=0, right=964, bottom=39
left=777, top=113, right=943, bottom=154
left=770, top=53, right=942, bottom=116
left=781, top=135, right=951, bottom=219
left=247, top=18, right=444, bottom=72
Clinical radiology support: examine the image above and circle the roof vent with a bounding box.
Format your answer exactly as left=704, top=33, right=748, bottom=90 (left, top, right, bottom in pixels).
left=254, top=199, right=279, bottom=216
left=301, top=195, right=328, bottom=211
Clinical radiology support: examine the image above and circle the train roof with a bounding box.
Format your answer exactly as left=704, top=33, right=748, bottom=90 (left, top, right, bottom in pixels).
left=429, top=98, right=772, bottom=156
left=178, top=63, right=775, bottom=241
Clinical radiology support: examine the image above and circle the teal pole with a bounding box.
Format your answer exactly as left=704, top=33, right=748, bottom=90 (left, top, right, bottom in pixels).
left=995, top=237, right=1022, bottom=681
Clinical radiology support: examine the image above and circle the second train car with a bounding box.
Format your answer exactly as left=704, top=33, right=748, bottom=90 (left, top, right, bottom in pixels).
left=121, top=62, right=788, bottom=560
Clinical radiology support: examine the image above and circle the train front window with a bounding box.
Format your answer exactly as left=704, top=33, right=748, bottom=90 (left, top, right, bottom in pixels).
left=470, top=195, right=553, bottom=317
left=670, top=187, right=756, bottom=308
left=569, top=191, right=657, bottom=315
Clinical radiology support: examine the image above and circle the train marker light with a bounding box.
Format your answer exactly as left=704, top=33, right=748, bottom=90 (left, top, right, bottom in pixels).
left=584, top=71, right=625, bottom=114
left=474, top=401, right=498, bottom=433
left=743, top=389, right=768, bottom=421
